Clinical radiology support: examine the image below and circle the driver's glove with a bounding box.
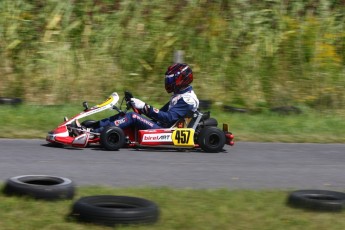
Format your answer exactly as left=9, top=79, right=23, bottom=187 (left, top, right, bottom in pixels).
left=130, top=98, right=151, bottom=115
left=131, top=98, right=145, bottom=109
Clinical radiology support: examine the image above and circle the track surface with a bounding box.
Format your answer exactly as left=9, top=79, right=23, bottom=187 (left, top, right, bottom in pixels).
left=0, top=139, right=344, bottom=190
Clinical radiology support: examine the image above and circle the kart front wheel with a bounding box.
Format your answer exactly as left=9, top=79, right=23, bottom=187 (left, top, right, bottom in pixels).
left=197, top=126, right=226, bottom=153
left=100, top=126, right=125, bottom=151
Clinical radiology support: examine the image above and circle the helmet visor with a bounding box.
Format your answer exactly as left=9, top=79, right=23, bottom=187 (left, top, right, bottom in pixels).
left=165, top=73, right=176, bottom=93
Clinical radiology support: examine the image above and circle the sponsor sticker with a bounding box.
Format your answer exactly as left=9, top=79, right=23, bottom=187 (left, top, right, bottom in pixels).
left=142, top=133, right=172, bottom=142
left=132, top=114, right=154, bottom=127
left=114, top=117, right=127, bottom=126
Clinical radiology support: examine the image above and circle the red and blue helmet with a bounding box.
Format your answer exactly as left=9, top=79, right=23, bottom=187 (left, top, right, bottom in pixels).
left=165, top=63, right=193, bottom=93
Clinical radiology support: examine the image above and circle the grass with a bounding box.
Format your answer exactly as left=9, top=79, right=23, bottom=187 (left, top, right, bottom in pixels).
left=1, top=186, right=345, bottom=230
left=216, top=109, right=345, bottom=143
left=1, top=104, right=345, bottom=143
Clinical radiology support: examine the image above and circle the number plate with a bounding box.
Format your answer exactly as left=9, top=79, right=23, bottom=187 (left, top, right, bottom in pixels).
left=172, top=128, right=195, bottom=147
left=97, top=96, right=114, bottom=107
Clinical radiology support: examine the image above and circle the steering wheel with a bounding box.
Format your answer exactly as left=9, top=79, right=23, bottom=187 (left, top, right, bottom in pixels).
left=124, top=91, right=141, bottom=114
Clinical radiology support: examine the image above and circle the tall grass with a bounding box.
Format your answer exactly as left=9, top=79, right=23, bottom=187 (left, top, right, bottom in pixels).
left=0, top=0, right=344, bottom=109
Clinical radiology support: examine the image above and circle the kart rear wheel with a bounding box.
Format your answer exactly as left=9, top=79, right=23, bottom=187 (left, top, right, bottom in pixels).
left=198, top=126, right=225, bottom=153
left=100, top=126, right=125, bottom=151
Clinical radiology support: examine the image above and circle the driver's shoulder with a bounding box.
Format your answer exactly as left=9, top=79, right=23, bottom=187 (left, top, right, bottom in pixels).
left=181, top=92, right=198, bottom=106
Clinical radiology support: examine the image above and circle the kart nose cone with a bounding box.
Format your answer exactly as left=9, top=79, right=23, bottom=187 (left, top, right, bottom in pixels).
left=46, top=131, right=55, bottom=142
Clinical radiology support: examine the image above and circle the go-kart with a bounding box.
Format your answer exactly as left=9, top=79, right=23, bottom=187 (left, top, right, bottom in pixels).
left=46, top=91, right=234, bottom=153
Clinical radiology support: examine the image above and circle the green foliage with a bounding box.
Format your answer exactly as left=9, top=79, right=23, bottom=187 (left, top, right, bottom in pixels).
left=0, top=0, right=344, bottom=108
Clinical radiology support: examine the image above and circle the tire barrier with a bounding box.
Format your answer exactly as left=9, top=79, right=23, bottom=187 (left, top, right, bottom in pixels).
left=0, top=97, right=22, bottom=105
left=270, top=106, right=302, bottom=115
left=222, top=105, right=302, bottom=115
left=69, top=195, right=160, bottom=226
left=2, top=175, right=75, bottom=201
left=287, top=189, right=345, bottom=212
left=222, top=105, right=248, bottom=113
left=199, top=100, right=212, bottom=111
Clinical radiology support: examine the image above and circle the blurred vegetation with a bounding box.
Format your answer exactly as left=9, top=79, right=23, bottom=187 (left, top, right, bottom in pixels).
left=0, top=0, right=345, bottom=110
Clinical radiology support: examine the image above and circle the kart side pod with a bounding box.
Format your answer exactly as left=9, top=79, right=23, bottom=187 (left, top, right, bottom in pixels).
left=138, top=129, right=175, bottom=146
left=71, top=133, right=90, bottom=148
left=138, top=128, right=195, bottom=147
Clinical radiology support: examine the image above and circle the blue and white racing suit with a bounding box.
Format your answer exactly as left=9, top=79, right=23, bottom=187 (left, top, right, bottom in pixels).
left=94, top=86, right=199, bottom=132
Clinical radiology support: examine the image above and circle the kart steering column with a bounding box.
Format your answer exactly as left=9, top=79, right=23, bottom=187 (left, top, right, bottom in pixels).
left=124, top=91, right=141, bottom=114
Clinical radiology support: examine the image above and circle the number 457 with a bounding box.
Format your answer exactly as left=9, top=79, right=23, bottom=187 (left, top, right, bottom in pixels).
left=175, top=130, right=191, bottom=144
left=172, top=128, right=195, bottom=147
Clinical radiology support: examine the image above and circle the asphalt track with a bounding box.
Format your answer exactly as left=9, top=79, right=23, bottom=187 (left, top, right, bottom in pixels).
left=0, top=139, right=344, bottom=190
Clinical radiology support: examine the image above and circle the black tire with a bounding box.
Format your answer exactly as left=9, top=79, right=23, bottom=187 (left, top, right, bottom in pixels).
left=287, top=190, right=345, bottom=212
left=100, top=126, right=126, bottom=151
left=69, top=195, right=160, bottom=226
left=197, top=126, right=226, bottom=153
left=0, top=97, right=22, bottom=105
left=200, top=118, right=218, bottom=127
left=2, top=175, right=75, bottom=201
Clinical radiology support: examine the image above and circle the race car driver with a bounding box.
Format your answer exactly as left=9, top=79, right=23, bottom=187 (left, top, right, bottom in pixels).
left=84, top=63, right=199, bottom=133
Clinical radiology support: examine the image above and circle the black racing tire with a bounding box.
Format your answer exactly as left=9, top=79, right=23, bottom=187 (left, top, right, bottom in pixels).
left=100, top=126, right=126, bottom=151
left=2, top=175, right=75, bottom=201
left=197, top=126, right=226, bottom=153
left=287, top=190, right=345, bottom=212
left=200, top=117, right=218, bottom=127
left=69, top=195, right=160, bottom=226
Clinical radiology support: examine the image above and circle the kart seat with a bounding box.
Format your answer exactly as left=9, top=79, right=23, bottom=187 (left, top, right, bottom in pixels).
left=172, top=111, right=215, bottom=129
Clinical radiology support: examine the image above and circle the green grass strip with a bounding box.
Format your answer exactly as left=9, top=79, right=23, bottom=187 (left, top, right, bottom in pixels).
left=1, top=104, right=345, bottom=143
left=0, top=186, right=345, bottom=230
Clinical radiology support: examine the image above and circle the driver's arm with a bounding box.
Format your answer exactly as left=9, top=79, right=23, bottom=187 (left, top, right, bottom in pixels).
left=145, top=98, right=193, bottom=127
left=159, top=102, right=169, bottom=112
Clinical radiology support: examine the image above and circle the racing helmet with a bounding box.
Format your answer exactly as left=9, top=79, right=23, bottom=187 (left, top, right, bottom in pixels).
left=165, top=63, right=193, bottom=93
